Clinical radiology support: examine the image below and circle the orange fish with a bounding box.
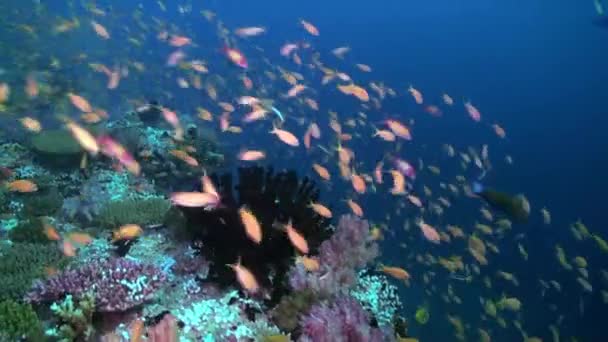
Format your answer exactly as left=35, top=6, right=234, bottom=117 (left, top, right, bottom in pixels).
left=170, top=150, right=198, bottom=167
left=239, top=206, right=262, bottom=244
left=201, top=174, right=219, bottom=199
left=283, top=221, right=309, bottom=254
left=346, top=199, right=364, bottom=217
left=234, top=26, right=266, bottom=37
left=171, top=191, right=219, bottom=208
left=312, top=163, right=331, bottom=181
left=68, top=93, right=93, bottom=112
left=227, top=257, right=260, bottom=294
left=44, top=223, right=61, bottom=241
left=19, top=117, right=42, bottom=133
left=287, top=84, right=306, bottom=98
left=68, top=232, right=93, bottom=245
left=301, top=20, right=319, bottom=36
left=297, top=255, right=320, bottom=272
left=270, top=126, right=300, bottom=147
left=80, top=112, right=103, bottom=124
left=378, top=264, right=411, bottom=281
left=66, top=121, right=99, bottom=155
left=373, top=128, right=396, bottom=142
left=218, top=102, right=235, bottom=112
left=238, top=150, right=266, bottom=161
left=389, top=170, right=406, bottom=195
left=351, top=173, right=366, bottom=194
left=492, top=124, right=506, bottom=138
left=407, top=194, right=423, bottom=208
left=61, top=240, right=76, bottom=257
left=385, top=119, right=412, bottom=140
left=112, top=224, right=143, bottom=242
left=130, top=318, right=144, bottom=342
left=197, top=108, right=213, bottom=121
left=374, top=161, right=384, bottom=184
left=242, top=75, right=253, bottom=90
left=309, top=202, right=332, bottom=218
left=169, top=35, right=191, bottom=47
left=91, top=20, right=110, bottom=39
left=7, top=179, right=38, bottom=193
left=0, top=83, right=10, bottom=103
left=408, top=85, right=423, bottom=104
left=418, top=220, right=440, bottom=244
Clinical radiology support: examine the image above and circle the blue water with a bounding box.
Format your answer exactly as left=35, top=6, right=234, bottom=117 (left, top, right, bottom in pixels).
left=2, top=0, right=607, bottom=340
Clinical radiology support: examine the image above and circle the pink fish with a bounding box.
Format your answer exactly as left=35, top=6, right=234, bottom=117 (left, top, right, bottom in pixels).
left=390, top=156, right=416, bottom=180
left=419, top=221, right=441, bottom=244
left=280, top=43, right=298, bottom=57
left=171, top=192, right=220, bottom=208
left=465, top=101, right=481, bottom=122
left=167, top=50, right=186, bottom=67
left=223, top=46, right=248, bottom=69
left=97, top=135, right=141, bottom=175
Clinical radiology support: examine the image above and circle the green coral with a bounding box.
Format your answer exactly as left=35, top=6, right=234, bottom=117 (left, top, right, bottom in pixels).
left=49, top=293, right=95, bottom=342
left=0, top=299, right=44, bottom=341
left=0, top=188, right=7, bottom=213
left=8, top=218, right=51, bottom=244
left=30, top=129, right=83, bottom=168
left=96, top=198, right=170, bottom=228
left=21, top=187, right=63, bottom=217
left=272, top=289, right=320, bottom=332
left=0, top=243, right=69, bottom=301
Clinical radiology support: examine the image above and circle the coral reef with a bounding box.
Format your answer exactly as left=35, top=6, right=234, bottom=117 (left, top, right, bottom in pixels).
left=26, top=258, right=166, bottom=312
left=21, top=186, right=63, bottom=217
left=298, top=296, right=385, bottom=342
left=48, top=292, right=95, bottom=342
left=271, top=289, right=320, bottom=332
left=0, top=242, right=68, bottom=301
left=96, top=198, right=170, bottom=229
left=288, top=215, right=379, bottom=296
left=174, top=289, right=280, bottom=340
left=30, top=129, right=83, bottom=168
left=350, top=271, right=403, bottom=327
left=8, top=217, right=52, bottom=244
left=0, top=299, right=44, bottom=341
left=177, top=166, right=332, bottom=301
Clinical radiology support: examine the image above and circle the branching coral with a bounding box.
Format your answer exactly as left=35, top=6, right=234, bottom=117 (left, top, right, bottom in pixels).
left=26, top=258, right=166, bottom=312
left=49, top=292, right=95, bottom=341
left=350, top=271, right=403, bottom=327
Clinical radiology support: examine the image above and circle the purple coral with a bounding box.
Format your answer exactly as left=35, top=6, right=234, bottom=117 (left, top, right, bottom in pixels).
left=26, top=258, right=166, bottom=312
left=288, top=215, right=378, bottom=295
left=298, top=296, right=384, bottom=342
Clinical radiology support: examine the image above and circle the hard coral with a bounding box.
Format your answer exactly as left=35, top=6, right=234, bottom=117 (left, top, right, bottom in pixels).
left=26, top=258, right=166, bottom=312
left=0, top=299, right=44, bottom=341
left=30, top=129, right=83, bottom=168
left=0, top=242, right=68, bottom=301
left=298, top=296, right=384, bottom=342
left=177, top=166, right=332, bottom=302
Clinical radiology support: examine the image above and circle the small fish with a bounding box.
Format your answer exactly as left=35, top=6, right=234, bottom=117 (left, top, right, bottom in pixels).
left=7, top=179, right=38, bottom=193
left=67, top=232, right=93, bottom=245
left=19, top=117, right=42, bottom=133
left=312, top=163, right=331, bottom=181
left=171, top=192, right=220, bottom=208
left=464, top=101, right=481, bottom=122
left=283, top=221, right=309, bottom=254
left=223, top=46, right=248, bottom=69
left=44, top=223, right=61, bottom=241
left=280, top=43, right=298, bottom=57
left=169, top=35, right=191, bottom=47
left=68, top=93, right=93, bottom=112
left=378, top=264, right=411, bottom=281
left=297, top=255, right=320, bottom=272
left=91, top=20, right=110, bottom=39
left=301, top=20, right=319, bottom=36
left=270, top=125, right=299, bottom=147
left=239, top=206, right=262, bottom=244
left=238, top=150, right=266, bottom=161
left=66, top=121, right=99, bottom=155
left=346, top=199, right=364, bottom=217
left=309, top=202, right=332, bottom=218
left=234, top=26, right=266, bottom=37
left=112, top=224, right=143, bottom=242
left=408, top=85, right=423, bottom=104
left=227, top=257, right=260, bottom=294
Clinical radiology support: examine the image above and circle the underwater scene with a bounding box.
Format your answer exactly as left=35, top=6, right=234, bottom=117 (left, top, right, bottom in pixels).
left=0, top=0, right=607, bottom=341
